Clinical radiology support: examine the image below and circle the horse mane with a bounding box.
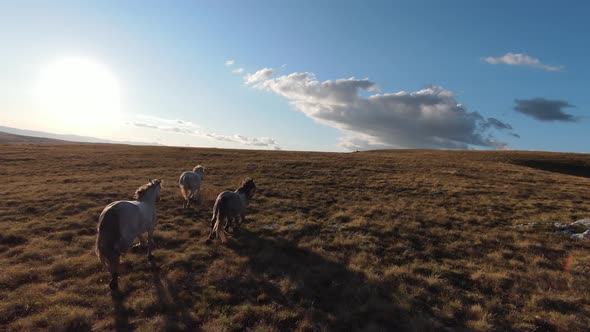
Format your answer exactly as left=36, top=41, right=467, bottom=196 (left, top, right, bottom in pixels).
left=134, top=179, right=162, bottom=200
left=237, top=178, right=255, bottom=194
left=193, top=165, right=205, bottom=174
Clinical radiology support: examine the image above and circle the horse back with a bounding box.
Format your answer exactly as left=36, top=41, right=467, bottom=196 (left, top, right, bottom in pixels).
left=98, top=201, right=133, bottom=233
left=179, top=171, right=201, bottom=189
left=215, top=191, right=243, bottom=215
left=99, top=201, right=144, bottom=250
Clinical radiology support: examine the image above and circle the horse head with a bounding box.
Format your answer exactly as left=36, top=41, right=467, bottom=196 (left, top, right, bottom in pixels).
left=153, top=179, right=162, bottom=202
left=241, top=178, right=256, bottom=199
left=193, top=165, right=205, bottom=179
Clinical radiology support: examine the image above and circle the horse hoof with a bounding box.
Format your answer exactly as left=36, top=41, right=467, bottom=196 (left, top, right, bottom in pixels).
left=109, top=280, right=118, bottom=290
left=205, top=238, right=212, bottom=245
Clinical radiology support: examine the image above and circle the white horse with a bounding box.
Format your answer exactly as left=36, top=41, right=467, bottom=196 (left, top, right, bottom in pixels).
left=96, top=179, right=162, bottom=290
left=207, top=178, right=256, bottom=243
left=179, top=165, right=205, bottom=208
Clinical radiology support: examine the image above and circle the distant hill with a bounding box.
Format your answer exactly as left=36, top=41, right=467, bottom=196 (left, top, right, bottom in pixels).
left=0, top=125, right=161, bottom=146
left=0, top=131, right=67, bottom=143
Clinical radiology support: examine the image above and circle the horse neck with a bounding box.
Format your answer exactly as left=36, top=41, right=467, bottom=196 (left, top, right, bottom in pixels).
left=138, top=189, right=158, bottom=206
left=236, top=189, right=249, bottom=205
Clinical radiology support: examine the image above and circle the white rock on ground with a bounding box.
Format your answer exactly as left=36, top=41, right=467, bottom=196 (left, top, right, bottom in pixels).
left=571, top=229, right=590, bottom=240
left=513, top=219, right=590, bottom=240
left=573, top=219, right=590, bottom=227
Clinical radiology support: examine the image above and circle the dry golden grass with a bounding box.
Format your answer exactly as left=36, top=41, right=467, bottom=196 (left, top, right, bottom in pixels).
left=1, top=143, right=589, bottom=331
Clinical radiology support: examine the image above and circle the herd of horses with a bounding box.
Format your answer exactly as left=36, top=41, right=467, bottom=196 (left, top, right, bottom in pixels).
left=95, top=165, right=256, bottom=289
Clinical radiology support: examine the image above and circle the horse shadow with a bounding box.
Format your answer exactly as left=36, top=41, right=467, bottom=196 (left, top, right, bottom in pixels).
left=512, top=159, right=590, bottom=179
left=110, top=288, right=133, bottom=332
left=226, top=228, right=441, bottom=331
left=148, top=259, right=199, bottom=331
left=109, top=258, right=200, bottom=331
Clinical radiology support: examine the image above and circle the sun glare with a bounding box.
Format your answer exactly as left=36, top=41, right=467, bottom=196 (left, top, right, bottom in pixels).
left=35, top=57, right=122, bottom=132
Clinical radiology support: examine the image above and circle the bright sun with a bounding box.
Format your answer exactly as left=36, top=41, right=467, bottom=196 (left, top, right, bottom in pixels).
left=35, top=57, right=121, bottom=132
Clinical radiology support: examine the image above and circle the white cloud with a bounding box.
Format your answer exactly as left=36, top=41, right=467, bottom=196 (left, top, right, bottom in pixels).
left=225, top=59, right=235, bottom=66
left=127, top=115, right=280, bottom=149
left=482, top=52, right=562, bottom=71
left=128, top=115, right=201, bottom=135
left=232, top=67, right=245, bottom=74
left=244, top=67, right=274, bottom=84
left=245, top=68, right=517, bottom=150
left=205, top=133, right=277, bottom=147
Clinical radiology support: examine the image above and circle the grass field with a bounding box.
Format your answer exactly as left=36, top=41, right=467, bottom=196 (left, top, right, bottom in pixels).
left=1, top=143, right=589, bottom=331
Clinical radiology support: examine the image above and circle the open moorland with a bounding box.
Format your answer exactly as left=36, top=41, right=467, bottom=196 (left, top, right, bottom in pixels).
left=1, top=143, right=589, bottom=331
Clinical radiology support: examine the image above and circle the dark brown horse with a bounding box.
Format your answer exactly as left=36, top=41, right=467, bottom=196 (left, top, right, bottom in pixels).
left=207, top=178, right=256, bottom=243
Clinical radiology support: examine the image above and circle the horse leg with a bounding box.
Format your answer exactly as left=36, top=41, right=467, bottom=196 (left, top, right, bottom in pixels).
left=239, top=213, right=247, bottom=226
left=108, top=257, right=120, bottom=290
left=188, top=190, right=196, bottom=208
left=224, top=216, right=232, bottom=233
left=231, top=214, right=244, bottom=234
left=147, top=231, right=155, bottom=260
left=132, top=235, right=147, bottom=251
left=220, top=214, right=229, bottom=243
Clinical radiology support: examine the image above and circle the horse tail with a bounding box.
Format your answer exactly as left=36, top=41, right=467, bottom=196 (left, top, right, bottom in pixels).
left=96, top=206, right=121, bottom=274
left=188, top=188, right=197, bottom=202
left=211, top=196, right=227, bottom=242
left=180, top=186, right=190, bottom=200
left=210, top=195, right=220, bottom=225
left=179, top=173, right=190, bottom=200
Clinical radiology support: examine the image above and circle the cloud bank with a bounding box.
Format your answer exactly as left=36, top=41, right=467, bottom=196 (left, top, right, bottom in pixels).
left=130, top=115, right=201, bottom=135
left=127, top=115, right=280, bottom=149
left=205, top=133, right=278, bottom=148
left=244, top=68, right=274, bottom=84
left=244, top=68, right=516, bottom=150
left=514, top=98, right=578, bottom=122
left=482, top=52, right=562, bottom=72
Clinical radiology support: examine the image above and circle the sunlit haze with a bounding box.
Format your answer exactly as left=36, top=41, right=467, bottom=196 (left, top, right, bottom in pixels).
left=35, top=57, right=121, bottom=133
left=0, top=1, right=588, bottom=152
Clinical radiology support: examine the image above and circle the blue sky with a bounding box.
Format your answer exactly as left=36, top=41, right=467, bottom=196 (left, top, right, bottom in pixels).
left=0, top=1, right=587, bottom=152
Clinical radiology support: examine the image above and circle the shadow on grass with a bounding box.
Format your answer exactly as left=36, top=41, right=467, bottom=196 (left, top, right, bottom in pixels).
left=111, top=289, right=133, bottom=332
left=227, top=229, right=440, bottom=331
left=512, top=159, right=590, bottom=179
left=149, top=259, right=199, bottom=331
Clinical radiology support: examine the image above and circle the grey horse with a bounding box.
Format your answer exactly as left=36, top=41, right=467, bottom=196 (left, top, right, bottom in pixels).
left=96, top=179, right=162, bottom=289
left=179, top=165, right=205, bottom=208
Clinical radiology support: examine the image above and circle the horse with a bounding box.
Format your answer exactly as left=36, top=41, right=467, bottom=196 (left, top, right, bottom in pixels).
left=179, top=165, right=205, bottom=208
left=96, top=179, right=162, bottom=290
left=207, top=178, right=256, bottom=243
